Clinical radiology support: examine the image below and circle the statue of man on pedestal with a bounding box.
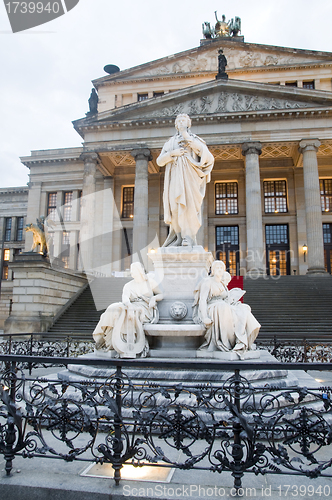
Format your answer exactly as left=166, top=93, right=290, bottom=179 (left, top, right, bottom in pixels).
left=157, top=114, right=214, bottom=247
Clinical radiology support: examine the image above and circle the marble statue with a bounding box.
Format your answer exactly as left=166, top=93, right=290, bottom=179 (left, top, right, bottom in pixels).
left=156, top=114, right=214, bottom=247
left=193, top=260, right=261, bottom=359
left=93, top=262, right=163, bottom=358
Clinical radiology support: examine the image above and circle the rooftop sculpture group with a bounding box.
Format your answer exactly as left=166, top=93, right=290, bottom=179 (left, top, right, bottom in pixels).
left=202, top=11, right=241, bottom=39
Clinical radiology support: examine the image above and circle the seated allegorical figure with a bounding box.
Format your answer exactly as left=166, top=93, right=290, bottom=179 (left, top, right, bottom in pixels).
left=193, top=260, right=261, bottom=358
left=93, top=262, right=163, bottom=358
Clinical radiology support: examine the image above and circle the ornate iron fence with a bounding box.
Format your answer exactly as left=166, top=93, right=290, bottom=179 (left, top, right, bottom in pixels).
left=1, top=333, right=332, bottom=365
left=1, top=354, right=332, bottom=492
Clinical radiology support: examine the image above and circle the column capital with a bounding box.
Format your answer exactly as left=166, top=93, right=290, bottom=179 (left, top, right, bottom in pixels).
left=299, top=139, right=321, bottom=154
left=242, top=142, right=262, bottom=157
left=80, top=152, right=99, bottom=164
left=131, top=148, right=152, bottom=162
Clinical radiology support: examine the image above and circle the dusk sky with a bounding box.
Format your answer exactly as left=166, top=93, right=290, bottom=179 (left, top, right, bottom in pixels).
left=1, top=0, right=331, bottom=188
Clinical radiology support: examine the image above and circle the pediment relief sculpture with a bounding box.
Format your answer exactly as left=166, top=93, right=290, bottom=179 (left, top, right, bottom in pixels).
left=147, top=92, right=313, bottom=119
left=130, top=47, right=327, bottom=79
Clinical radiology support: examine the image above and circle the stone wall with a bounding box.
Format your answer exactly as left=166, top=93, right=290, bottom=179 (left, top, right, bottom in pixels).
left=4, top=253, right=87, bottom=334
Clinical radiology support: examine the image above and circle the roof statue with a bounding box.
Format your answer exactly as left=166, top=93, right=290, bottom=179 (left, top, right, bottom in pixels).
left=202, top=11, right=241, bottom=39
left=87, top=88, right=98, bottom=115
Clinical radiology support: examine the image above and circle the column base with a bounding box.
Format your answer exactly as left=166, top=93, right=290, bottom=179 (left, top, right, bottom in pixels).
left=306, top=267, right=329, bottom=275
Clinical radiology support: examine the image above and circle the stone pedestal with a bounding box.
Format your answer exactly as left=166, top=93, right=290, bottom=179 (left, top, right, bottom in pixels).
left=148, top=245, right=213, bottom=323
left=4, top=252, right=87, bottom=334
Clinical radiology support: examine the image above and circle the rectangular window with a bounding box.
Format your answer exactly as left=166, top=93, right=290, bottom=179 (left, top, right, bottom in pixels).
left=3, top=249, right=10, bottom=261
left=138, top=93, right=148, bottom=102
left=320, top=179, right=332, bottom=212
left=4, top=218, right=12, bottom=241
left=63, top=192, right=73, bottom=222
left=16, top=216, right=24, bottom=241
left=265, top=224, right=290, bottom=276
left=122, top=187, right=135, bottom=218
left=153, top=92, right=164, bottom=98
left=61, top=231, right=70, bottom=268
left=303, top=81, right=315, bottom=89
left=47, top=193, right=57, bottom=221
left=265, top=224, right=289, bottom=245
left=285, top=81, right=297, bottom=87
left=2, top=266, right=8, bottom=280
left=216, top=226, right=239, bottom=276
left=215, top=182, right=238, bottom=215
left=323, top=223, right=332, bottom=244
left=264, top=180, right=288, bottom=213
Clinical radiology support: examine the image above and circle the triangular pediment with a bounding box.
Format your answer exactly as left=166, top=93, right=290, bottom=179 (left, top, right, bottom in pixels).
left=74, top=78, right=332, bottom=132
left=94, top=39, right=332, bottom=85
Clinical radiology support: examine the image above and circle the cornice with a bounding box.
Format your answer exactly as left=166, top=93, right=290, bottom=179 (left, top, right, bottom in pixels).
left=21, top=157, right=83, bottom=167
left=78, top=107, right=332, bottom=134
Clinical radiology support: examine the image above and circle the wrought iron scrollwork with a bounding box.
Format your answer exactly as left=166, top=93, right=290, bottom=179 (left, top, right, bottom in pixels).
left=1, top=356, right=332, bottom=491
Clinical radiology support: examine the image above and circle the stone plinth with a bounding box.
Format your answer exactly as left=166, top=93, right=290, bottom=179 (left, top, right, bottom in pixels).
left=144, top=323, right=205, bottom=357
left=148, top=246, right=213, bottom=323
left=4, top=252, right=87, bottom=334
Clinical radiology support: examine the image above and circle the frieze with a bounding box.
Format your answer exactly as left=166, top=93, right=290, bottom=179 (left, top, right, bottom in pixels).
left=148, top=91, right=313, bottom=118
left=132, top=47, right=322, bottom=78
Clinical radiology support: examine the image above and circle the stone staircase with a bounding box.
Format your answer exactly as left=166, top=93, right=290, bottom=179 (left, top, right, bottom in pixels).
left=46, top=277, right=130, bottom=338
left=47, top=274, right=332, bottom=340
left=243, top=274, right=332, bottom=338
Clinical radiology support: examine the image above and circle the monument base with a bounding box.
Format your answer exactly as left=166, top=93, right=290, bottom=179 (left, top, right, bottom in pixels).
left=196, top=349, right=260, bottom=360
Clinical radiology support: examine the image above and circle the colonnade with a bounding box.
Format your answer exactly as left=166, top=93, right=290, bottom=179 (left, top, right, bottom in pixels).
left=80, top=138, right=326, bottom=275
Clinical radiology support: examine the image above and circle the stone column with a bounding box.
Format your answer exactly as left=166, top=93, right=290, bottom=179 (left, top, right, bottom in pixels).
left=242, top=142, right=265, bottom=275
left=299, top=139, right=325, bottom=273
left=131, top=148, right=152, bottom=268
left=80, top=152, right=98, bottom=274
left=101, top=176, right=115, bottom=275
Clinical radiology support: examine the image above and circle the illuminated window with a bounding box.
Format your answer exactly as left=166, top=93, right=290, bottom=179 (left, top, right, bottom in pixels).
left=4, top=218, right=12, bottom=241
left=47, top=193, right=57, bottom=221
left=320, top=179, right=332, bottom=212
left=122, top=187, right=135, bottom=218
left=264, top=181, right=287, bottom=213
left=3, top=249, right=10, bottom=261
left=2, top=266, right=8, bottom=280
left=215, top=182, right=238, bottom=215
left=16, top=216, right=24, bottom=241
left=61, top=231, right=70, bottom=268
left=63, top=192, right=73, bottom=222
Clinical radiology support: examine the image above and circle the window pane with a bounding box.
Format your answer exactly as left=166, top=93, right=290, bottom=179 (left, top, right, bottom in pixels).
left=264, top=180, right=287, bottom=213
left=63, top=192, right=73, bottom=222
left=4, top=218, right=12, bottom=241
left=320, top=179, right=332, bottom=212
left=266, top=224, right=289, bottom=245
left=122, top=187, right=135, bottom=218
left=16, top=216, right=24, bottom=241
left=47, top=193, right=57, bottom=221
left=303, top=81, right=315, bottom=89
left=323, top=224, right=332, bottom=244
left=215, top=182, right=238, bottom=215
left=3, top=249, right=10, bottom=261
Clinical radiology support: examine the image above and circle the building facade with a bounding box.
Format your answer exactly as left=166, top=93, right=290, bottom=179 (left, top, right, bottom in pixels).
left=2, top=35, right=332, bottom=327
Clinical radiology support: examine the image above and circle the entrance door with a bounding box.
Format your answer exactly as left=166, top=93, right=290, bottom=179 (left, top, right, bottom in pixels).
left=265, top=224, right=290, bottom=276
left=323, top=223, right=332, bottom=274
left=216, top=226, right=239, bottom=276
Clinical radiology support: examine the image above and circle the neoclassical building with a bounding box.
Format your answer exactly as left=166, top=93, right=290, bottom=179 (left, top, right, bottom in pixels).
left=2, top=34, right=332, bottom=328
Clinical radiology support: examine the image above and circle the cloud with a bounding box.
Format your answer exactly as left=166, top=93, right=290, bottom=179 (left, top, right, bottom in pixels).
left=0, top=0, right=331, bottom=187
